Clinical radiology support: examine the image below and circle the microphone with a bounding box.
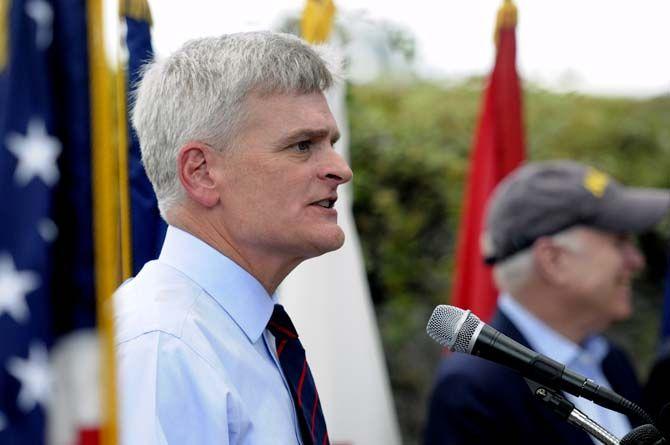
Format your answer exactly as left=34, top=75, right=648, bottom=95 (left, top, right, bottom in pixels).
left=620, top=424, right=667, bottom=445
left=618, top=403, right=670, bottom=444
left=426, top=305, right=652, bottom=423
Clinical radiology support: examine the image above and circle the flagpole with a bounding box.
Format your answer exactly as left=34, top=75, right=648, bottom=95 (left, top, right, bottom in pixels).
left=87, top=0, right=121, bottom=442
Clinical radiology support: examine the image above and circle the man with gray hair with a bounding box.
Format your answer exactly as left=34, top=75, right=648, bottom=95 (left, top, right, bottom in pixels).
left=114, top=31, right=352, bottom=444
left=425, top=160, right=670, bottom=444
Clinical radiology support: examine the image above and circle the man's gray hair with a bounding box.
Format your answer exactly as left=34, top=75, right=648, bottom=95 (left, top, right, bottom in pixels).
left=492, top=226, right=585, bottom=293
left=132, top=31, right=339, bottom=218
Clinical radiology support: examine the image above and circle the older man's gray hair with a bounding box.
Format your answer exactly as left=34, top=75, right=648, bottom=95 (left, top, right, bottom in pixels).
left=492, top=226, right=585, bottom=294
left=132, top=31, right=339, bottom=219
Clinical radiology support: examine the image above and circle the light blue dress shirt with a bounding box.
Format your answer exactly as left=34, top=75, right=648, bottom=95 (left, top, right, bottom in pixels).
left=115, top=226, right=303, bottom=444
left=498, top=293, right=632, bottom=442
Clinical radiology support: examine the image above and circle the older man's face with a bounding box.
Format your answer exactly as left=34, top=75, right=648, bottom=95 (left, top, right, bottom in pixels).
left=212, top=91, right=352, bottom=265
left=562, top=227, right=645, bottom=328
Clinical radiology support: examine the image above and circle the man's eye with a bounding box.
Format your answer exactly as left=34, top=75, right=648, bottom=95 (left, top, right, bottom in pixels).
left=293, top=140, right=312, bottom=152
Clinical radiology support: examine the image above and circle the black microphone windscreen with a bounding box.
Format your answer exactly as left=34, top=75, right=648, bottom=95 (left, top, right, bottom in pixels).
left=620, top=424, right=666, bottom=445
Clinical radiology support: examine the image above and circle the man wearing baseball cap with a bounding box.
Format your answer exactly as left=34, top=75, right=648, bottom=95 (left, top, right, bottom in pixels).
left=424, top=160, right=670, bottom=445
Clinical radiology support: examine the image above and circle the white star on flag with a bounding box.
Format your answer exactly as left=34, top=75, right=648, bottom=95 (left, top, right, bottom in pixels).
left=25, top=0, right=53, bottom=50
left=6, top=342, right=52, bottom=413
left=37, top=218, right=58, bottom=243
left=0, top=253, right=40, bottom=323
left=5, top=118, right=61, bottom=187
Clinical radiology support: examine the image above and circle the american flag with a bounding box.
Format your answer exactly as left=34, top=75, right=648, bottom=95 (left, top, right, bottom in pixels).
left=0, top=0, right=163, bottom=442
left=0, top=0, right=97, bottom=443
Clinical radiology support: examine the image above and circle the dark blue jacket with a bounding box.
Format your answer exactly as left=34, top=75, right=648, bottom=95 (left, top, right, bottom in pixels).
left=643, top=342, right=670, bottom=420
left=424, top=309, right=642, bottom=445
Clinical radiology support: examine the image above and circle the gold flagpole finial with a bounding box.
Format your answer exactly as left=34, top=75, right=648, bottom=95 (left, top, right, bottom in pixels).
left=494, top=0, right=517, bottom=46
left=119, top=0, right=153, bottom=25
left=301, top=0, right=336, bottom=44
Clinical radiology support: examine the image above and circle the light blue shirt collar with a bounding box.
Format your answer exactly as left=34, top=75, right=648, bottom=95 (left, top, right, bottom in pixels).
left=158, top=225, right=276, bottom=343
left=498, top=293, right=609, bottom=369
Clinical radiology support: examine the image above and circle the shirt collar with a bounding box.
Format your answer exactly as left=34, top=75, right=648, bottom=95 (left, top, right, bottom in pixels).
left=158, top=225, right=276, bottom=343
left=498, top=293, right=609, bottom=367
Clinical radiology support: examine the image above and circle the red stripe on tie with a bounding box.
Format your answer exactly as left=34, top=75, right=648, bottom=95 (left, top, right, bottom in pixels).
left=322, top=431, right=329, bottom=445
left=311, top=390, right=319, bottom=433
left=269, top=321, right=298, bottom=338
left=297, top=359, right=308, bottom=406
left=276, top=339, right=288, bottom=357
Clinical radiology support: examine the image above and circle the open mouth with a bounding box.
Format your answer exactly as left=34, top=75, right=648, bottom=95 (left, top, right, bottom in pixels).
left=311, top=198, right=336, bottom=209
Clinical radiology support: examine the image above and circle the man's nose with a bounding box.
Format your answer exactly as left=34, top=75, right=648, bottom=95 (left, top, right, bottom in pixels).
left=623, top=240, right=645, bottom=271
left=319, top=149, right=353, bottom=185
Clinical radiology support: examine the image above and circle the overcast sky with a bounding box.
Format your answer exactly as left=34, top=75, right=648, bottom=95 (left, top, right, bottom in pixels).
left=146, top=0, right=670, bottom=97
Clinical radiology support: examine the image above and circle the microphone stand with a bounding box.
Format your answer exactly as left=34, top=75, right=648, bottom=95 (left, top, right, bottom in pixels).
left=525, top=378, right=621, bottom=445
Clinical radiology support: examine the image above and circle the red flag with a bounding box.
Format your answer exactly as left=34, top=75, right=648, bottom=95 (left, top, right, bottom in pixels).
left=450, top=0, right=525, bottom=321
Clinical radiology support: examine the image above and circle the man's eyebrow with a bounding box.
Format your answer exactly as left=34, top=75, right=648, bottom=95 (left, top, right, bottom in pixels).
left=278, top=128, right=341, bottom=146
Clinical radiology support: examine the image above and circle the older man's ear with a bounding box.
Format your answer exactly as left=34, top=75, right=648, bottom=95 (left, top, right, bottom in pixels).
left=532, top=237, right=570, bottom=287
left=177, top=142, right=220, bottom=208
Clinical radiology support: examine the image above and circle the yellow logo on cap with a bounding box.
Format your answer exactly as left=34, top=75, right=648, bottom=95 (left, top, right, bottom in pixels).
left=584, top=168, right=609, bottom=198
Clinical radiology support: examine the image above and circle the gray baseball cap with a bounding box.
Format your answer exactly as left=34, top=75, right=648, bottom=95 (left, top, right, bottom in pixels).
left=482, top=160, right=670, bottom=264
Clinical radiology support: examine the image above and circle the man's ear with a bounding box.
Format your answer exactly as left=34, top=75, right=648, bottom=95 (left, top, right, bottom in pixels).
left=532, top=237, right=567, bottom=286
left=176, top=142, right=220, bottom=208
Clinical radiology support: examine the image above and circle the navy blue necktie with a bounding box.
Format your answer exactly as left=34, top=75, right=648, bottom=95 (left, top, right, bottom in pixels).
left=268, top=304, right=330, bottom=445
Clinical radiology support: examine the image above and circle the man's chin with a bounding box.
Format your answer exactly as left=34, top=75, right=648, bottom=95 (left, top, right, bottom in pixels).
left=309, top=228, right=346, bottom=257
left=611, top=297, right=633, bottom=322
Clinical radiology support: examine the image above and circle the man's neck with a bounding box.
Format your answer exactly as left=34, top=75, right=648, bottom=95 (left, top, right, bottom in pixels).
left=169, top=209, right=299, bottom=295
left=511, top=286, right=597, bottom=344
